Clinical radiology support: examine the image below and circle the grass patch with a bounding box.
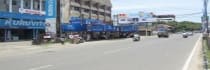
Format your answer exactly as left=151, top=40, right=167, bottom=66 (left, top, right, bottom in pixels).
left=203, top=39, right=210, bottom=68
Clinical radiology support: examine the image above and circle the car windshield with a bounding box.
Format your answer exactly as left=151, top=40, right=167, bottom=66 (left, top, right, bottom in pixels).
left=0, top=0, right=206, bottom=70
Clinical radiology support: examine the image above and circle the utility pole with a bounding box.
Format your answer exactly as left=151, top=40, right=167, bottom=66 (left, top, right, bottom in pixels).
left=56, top=0, right=62, bottom=37
left=204, top=0, right=209, bottom=34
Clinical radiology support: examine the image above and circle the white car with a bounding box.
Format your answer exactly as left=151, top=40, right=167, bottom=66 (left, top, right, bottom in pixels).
left=182, top=32, right=188, bottom=38
left=187, top=32, right=193, bottom=36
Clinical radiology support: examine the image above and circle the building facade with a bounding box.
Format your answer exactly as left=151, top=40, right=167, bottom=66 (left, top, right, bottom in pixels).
left=0, top=0, right=46, bottom=42
left=0, top=0, right=112, bottom=42
left=154, top=15, right=176, bottom=22
left=60, top=0, right=112, bottom=24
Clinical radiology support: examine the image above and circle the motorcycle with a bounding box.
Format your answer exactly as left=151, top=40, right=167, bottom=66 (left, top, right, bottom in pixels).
left=133, top=34, right=140, bottom=41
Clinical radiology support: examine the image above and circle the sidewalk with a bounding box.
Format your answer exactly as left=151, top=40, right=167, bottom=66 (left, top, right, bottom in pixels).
left=188, top=36, right=203, bottom=70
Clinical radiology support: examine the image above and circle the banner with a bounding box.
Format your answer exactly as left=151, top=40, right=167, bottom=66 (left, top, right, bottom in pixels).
left=45, top=0, right=57, bottom=34
left=0, top=19, right=45, bottom=29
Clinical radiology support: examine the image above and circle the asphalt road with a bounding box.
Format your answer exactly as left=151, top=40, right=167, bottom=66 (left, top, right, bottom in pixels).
left=0, top=34, right=201, bottom=70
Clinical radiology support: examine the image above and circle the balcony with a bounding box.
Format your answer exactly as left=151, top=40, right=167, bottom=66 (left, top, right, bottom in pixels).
left=71, top=1, right=80, bottom=7
left=99, top=8, right=104, bottom=12
left=105, top=10, right=111, bottom=14
left=91, top=14, right=97, bottom=19
left=70, top=10, right=81, bottom=17
left=81, top=5, right=90, bottom=9
left=81, top=12, right=90, bottom=18
left=99, top=15, right=105, bottom=21
left=91, top=7, right=98, bottom=11
left=105, top=16, right=111, bottom=21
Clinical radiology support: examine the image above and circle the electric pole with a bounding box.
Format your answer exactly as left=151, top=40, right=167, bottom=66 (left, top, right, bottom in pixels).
left=204, top=0, right=209, bottom=34
left=56, top=0, right=62, bottom=37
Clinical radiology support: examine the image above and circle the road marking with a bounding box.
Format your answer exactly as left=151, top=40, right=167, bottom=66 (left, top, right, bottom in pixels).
left=29, top=65, right=53, bottom=70
left=182, top=35, right=202, bottom=70
left=104, top=47, right=132, bottom=54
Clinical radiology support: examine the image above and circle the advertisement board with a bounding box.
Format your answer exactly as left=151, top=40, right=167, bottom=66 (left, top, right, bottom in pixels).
left=45, top=0, right=57, bottom=34
left=0, top=19, right=45, bottom=29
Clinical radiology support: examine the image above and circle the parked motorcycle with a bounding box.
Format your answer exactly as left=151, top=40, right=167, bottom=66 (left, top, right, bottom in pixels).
left=133, top=34, right=140, bottom=41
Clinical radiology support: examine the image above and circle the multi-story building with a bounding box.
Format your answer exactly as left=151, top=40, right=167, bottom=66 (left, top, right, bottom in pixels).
left=60, top=0, right=112, bottom=24
left=0, top=0, right=112, bottom=42
left=0, top=0, right=46, bottom=42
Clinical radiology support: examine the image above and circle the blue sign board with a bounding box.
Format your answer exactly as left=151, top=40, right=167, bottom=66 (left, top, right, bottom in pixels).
left=0, top=12, right=45, bottom=20
left=46, top=0, right=57, bottom=18
left=0, top=19, right=45, bottom=29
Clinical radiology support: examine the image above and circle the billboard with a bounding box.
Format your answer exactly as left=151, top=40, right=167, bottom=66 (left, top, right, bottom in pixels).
left=138, top=12, right=155, bottom=22
left=45, top=0, right=57, bottom=34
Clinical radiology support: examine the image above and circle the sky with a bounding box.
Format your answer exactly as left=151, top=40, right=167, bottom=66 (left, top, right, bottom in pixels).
left=111, top=0, right=206, bottom=22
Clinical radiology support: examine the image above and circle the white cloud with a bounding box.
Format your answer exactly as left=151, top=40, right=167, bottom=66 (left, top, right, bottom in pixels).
left=111, top=0, right=204, bottom=22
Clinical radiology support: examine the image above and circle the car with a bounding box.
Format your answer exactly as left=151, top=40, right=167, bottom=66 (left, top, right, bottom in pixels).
left=182, top=32, right=188, bottom=38
left=157, top=28, right=169, bottom=38
left=187, top=32, right=193, bottom=36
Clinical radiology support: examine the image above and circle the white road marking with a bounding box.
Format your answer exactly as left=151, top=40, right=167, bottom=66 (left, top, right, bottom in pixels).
left=104, top=47, right=132, bottom=54
left=182, top=35, right=202, bottom=70
left=29, top=65, right=53, bottom=70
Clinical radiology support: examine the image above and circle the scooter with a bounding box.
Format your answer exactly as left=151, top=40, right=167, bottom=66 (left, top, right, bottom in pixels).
left=133, top=34, right=140, bottom=41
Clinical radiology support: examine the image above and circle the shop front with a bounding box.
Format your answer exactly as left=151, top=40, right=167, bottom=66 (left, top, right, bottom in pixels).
left=0, top=12, right=45, bottom=42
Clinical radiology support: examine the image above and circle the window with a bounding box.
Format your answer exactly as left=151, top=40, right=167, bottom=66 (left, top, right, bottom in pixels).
left=84, top=9, right=90, bottom=13
left=23, top=0, right=30, bottom=9
left=84, top=1, right=90, bottom=6
left=42, top=1, right=45, bottom=11
left=120, top=19, right=126, bottom=21
left=74, top=7, right=80, bottom=11
left=100, top=12, right=104, bottom=15
left=132, top=18, right=139, bottom=22
left=92, top=10, right=97, bottom=14
left=93, top=3, right=98, bottom=8
left=33, top=0, right=40, bottom=10
left=100, top=5, right=105, bottom=9
left=74, top=0, right=80, bottom=4
left=12, top=0, right=17, bottom=5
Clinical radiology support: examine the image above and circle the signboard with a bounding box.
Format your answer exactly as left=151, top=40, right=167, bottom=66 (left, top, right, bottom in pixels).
left=0, top=19, right=45, bottom=29
left=45, top=18, right=57, bottom=34
left=118, top=14, right=127, bottom=19
left=138, top=12, right=155, bottom=22
left=46, top=0, right=57, bottom=18
left=45, top=0, right=57, bottom=34
left=19, top=8, right=46, bottom=15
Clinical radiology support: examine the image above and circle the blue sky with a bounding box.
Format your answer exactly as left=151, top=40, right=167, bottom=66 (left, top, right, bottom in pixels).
left=111, top=0, right=206, bottom=22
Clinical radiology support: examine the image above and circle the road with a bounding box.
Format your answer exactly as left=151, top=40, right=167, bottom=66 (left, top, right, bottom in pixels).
left=0, top=34, right=201, bottom=70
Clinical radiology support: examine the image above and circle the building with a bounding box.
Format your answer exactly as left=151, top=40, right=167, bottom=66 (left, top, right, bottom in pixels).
left=0, top=0, right=112, bottom=42
left=0, top=0, right=46, bottom=42
left=154, top=14, right=176, bottom=22
left=60, top=0, right=112, bottom=24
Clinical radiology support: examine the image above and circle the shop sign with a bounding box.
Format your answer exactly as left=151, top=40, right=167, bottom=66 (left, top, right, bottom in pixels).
left=19, top=8, right=46, bottom=15
left=0, top=19, right=45, bottom=29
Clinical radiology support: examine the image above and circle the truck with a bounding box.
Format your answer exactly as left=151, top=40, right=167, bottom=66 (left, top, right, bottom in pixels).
left=62, top=17, right=139, bottom=41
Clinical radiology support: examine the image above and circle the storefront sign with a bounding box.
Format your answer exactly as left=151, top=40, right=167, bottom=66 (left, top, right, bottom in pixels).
left=19, top=8, right=46, bottom=15
left=0, top=19, right=45, bottom=29
left=46, top=0, right=57, bottom=18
